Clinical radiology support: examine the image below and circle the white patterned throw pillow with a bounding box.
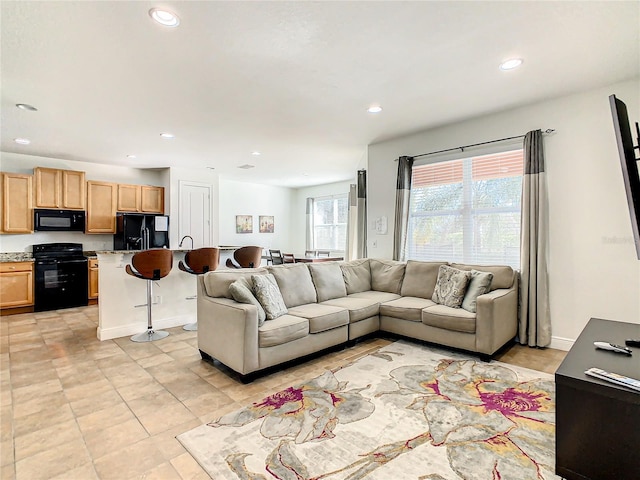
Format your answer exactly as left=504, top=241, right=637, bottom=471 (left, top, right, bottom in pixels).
left=432, top=265, right=472, bottom=308
left=252, top=274, right=288, bottom=320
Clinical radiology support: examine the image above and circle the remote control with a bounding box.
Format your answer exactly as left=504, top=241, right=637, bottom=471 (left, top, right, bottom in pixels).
left=625, top=339, right=640, bottom=347
left=594, top=341, right=632, bottom=355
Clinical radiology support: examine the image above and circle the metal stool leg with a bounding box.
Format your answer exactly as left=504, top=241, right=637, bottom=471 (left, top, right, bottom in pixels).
left=131, top=279, right=169, bottom=342
left=183, top=322, right=197, bottom=331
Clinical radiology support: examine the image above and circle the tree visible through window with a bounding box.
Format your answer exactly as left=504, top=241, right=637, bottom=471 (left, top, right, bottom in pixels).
left=312, top=194, right=348, bottom=252
left=407, top=149, right=523, bottom=268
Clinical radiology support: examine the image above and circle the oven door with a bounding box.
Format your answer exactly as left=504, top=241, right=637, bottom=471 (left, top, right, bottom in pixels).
left=34, top=258, right=89, bottom=312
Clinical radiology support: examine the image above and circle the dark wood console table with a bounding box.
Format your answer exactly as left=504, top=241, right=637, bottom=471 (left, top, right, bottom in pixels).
left=555, top=318, right=640, bottom=479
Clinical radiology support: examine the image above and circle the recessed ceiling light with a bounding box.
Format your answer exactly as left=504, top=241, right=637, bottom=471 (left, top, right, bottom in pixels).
left=206, top=167, right=216, bottom=170
left=149, top=8, right=180, bottom=27
left=127, top=155, right=137, bottom=159
left=238, top=164, right=255, bottom=169
left=367, top=105, right=383, bottom=114
left=14, top=138, right=31, bottom=145
left=16, top=103, right=37, bottom=111
left=251, top=151, right=261, bottom=156
left=499, top=58, right=523, bottom=71
left=160, top=132, right=175, bottom=138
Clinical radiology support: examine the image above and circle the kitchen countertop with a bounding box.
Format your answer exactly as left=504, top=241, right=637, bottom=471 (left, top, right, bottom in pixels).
left=95, top=246, right=244, bottom=254
left=0, top=253, right=34, bottom=262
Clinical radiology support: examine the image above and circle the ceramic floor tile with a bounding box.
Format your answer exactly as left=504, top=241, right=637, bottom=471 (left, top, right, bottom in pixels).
left=12, top=403, right=75, bottom=438
left=76, top=402, right=136, bottom=437
left=14, top=418, right=83, bottom=461
left=92, top=437, right=166, bottom=480
left=84, top=417, right=149, bottom=460
left=14, top=437, right=91, bottom=480
left=136, top=401, right=198, bottom=436
left=11, top=378, right=62, bottom=404
left=170, top=452, right=210, bottom=480
left=69, top=388, right=125, bottom=418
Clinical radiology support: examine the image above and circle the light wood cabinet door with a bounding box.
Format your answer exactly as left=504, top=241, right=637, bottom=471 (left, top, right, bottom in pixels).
left=1, top=173, right=33, bottom=234
left=34, top=167, right=85, bottom=209
left=88, top=258, right=99, bottom=299
left=117, top=184, right=141, bottom=212
left=62, top=170, right=86, bottom=209
left=34, top=167, right=61, bottom=208
left=0, top=262, right=34, bottom=308
left=86, top=181, right=116, bottom=233
left=141, top=186, right=164, bottom=213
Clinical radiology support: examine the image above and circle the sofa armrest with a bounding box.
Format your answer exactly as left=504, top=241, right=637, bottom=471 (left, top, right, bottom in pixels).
left=197, top=294, right=260, bottom=375
left=475, top=279, right=519, bottom=355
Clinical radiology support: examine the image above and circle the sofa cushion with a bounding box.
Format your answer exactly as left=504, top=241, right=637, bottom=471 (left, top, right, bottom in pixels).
left=287, top=304, right=349, bottom=334
left=369, top=259, right=406, bottom=294
left=380, top=296, right=437, bottom=322
left=320, top=295, right=380, bottom=323
left=400, top=260, right=447, bottom=299
left=422, top=304, right=476, bottom=334
left=432, top=265, right=471, bottom=308
left=268, top=263, right=317, bottom=308
left=308, top=263, right=347, bottom=302
left=228, top=277, right=266, bottom=326
left=461, top=270, right=494, bottom=313
left=258, top=314, right=309, bottom=347
left=348, top=291, right=401, bottom=303
left=203, top=268, right=267, bottom=298
left=340, top=259, right=371, bottom=294
left=450, top=263, right=514, bottom=290
left=252, top=274, right=288, bottom=320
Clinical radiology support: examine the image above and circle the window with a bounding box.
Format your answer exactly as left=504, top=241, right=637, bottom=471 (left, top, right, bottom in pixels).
left=311, top=194, right=348, bottom=252
left=407, top=149, right=523, bottom=268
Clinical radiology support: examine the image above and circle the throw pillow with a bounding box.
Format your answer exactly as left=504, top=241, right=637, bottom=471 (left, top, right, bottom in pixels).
left=228, top=277, right=267, bottom=326
left=461, top=270, right=494, bottom=313
left=432, top=265, right=472, bottom=308
left=252, top=274, right=288, bottom=320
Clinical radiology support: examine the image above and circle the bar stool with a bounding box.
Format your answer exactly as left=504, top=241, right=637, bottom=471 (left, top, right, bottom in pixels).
left=126, top=248, right=173, bottom=342
left=178, top=247, right=220, bottom=331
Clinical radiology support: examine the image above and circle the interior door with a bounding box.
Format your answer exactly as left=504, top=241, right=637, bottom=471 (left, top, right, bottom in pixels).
left=179, top=181, right=212, bottom=248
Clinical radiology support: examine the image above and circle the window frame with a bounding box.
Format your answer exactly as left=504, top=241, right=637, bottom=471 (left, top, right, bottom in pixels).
left=406, top=147, right=524, bottom=268
left=310, top=193, right=349, bottom=253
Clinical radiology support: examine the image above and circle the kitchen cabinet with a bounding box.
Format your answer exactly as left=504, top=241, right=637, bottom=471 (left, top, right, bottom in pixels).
left=88, top=258, right=99, bottom=300
left=0, top=173, right=33, bottom=234
left=0, top=262, right=34, bottom=309
left=86, top=181, right=116, bottom=233
left=141, top=186, right=164, bottom=213
left=34, top=167, right=85, bottom=210
left=117, top=184, right=164, bottom=213
left=117, top=184, right=141, bottom=212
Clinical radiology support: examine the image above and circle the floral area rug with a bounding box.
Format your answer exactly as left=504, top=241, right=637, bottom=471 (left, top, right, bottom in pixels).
left=177, top=340, right=559, bottom=480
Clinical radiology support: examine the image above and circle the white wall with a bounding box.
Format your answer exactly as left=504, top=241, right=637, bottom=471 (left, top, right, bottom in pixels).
left=291, top=180, right=353, bottom=253
left=0, top=152, right=166, bottom=252
left=367, top=78, right=640, bottom=346
left=218, top=179, right=295, bottom=252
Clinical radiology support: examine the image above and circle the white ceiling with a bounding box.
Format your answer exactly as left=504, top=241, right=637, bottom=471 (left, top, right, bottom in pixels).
left=1, top=1, right=638, bottom=188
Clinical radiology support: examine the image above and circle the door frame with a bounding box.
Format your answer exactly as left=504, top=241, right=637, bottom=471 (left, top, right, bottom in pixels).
left=178, top=180, right=214, bottom=248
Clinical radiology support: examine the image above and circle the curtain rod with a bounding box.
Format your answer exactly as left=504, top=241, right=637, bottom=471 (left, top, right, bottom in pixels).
left=406, top=128, right=556, bottom=160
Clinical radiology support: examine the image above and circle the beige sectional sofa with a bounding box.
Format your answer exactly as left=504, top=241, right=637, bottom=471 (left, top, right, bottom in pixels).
left=196, top=259, right=518, bottom=379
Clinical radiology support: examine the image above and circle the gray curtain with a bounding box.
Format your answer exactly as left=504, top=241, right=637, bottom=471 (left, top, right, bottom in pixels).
left=305, top=197, right=313, bottom=252
left=356, top=170, right=367, bottom=258
left=393, top=156, right=414, bottom=261
left=519, top=130, right=551, bottom=347
left=346, top=184, right=357, bottom=260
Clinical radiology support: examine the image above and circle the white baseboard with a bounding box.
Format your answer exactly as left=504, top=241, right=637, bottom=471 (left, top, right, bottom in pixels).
left=549, top=335, right=575, bottom=351
left=97, top=314, right=196, bottom=341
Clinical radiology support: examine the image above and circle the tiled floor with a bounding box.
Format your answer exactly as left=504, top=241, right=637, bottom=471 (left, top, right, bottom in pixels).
left=0, top=305, right=567, bottom=480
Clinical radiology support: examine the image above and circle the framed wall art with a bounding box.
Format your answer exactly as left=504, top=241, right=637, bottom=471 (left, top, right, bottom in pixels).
left=236, top=215, right=253, bottom=234
left=259, top=215, right=274, bottom=233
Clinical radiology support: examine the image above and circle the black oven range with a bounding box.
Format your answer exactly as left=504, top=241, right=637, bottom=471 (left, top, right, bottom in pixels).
left=33, top=243, right=88, bottom=312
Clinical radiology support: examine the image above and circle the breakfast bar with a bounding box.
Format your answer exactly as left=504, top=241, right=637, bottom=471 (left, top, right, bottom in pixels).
left=96, top=246, right=244, bottom=340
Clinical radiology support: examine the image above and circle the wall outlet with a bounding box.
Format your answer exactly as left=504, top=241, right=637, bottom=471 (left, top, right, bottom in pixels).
left=372, top=240, right=377, bottom=248
left=154, top=295, right=162, bottom=304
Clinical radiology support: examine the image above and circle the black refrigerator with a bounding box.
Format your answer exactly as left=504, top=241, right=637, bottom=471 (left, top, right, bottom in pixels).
left=114, top=213, right=170, bottom=250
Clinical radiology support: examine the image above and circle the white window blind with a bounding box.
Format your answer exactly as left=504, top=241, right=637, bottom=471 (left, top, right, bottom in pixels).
left=312, top=194, right=348, bottom=252
left=407, top=149, right=524, bottom=268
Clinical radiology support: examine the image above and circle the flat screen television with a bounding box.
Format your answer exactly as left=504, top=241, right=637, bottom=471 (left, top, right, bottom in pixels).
left=609, top=94, right=640, bottom=259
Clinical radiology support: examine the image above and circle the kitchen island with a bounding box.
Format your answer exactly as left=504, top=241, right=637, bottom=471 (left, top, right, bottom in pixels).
left=96, top=246, right=246, bottom=340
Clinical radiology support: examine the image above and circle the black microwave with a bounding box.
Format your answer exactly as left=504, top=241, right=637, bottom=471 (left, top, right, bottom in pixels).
left=34, top=209, right=86, bottom=232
